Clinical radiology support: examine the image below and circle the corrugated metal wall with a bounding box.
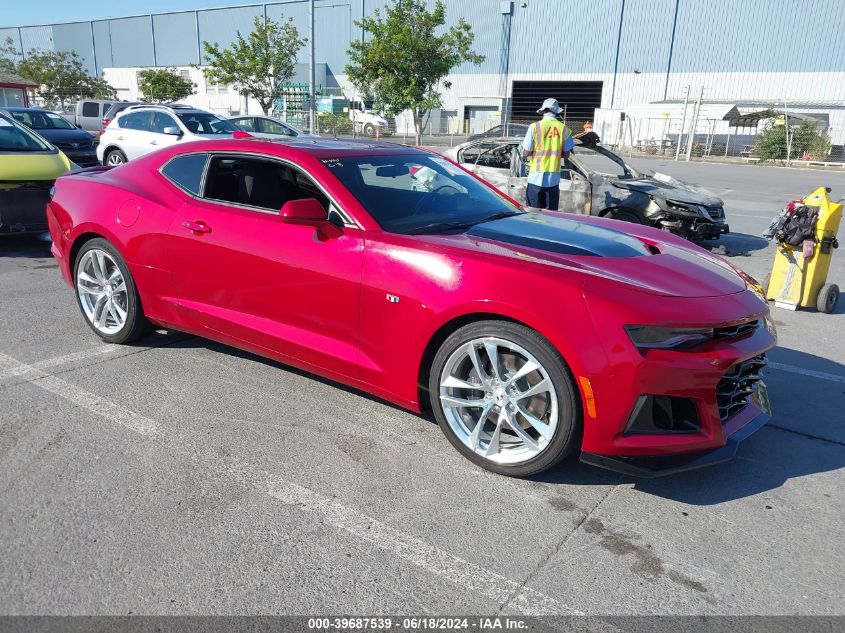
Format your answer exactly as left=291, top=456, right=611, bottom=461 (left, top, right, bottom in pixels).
left=2, top=0, right=844, bottom=106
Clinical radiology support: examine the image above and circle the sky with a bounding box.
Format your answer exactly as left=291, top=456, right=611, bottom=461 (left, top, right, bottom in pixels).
left=2, top=0, right=248, bottom=28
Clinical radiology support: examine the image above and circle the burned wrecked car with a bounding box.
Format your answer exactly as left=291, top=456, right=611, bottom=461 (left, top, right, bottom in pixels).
left=446, top=135, right=729, bottom=241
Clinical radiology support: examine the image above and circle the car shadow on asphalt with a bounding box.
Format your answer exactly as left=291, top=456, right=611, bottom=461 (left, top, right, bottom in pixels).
left=701, top=232, right=769, bottom=257
left=154, top=332, right=845, bottom=507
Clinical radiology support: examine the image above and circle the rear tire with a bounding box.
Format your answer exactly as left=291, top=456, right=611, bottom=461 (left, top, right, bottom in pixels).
left=817, top=283, right=839, bottom=313
left=105, top=148, right=127, bottom=166
left=429, top=320, right=580, bottom=477
left=74, top=238, right=152, bottom=344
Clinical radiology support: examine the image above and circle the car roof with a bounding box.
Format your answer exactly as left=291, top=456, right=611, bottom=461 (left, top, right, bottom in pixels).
left=155, top=137, right=425, bottom=159
left=4, top=107, right=49, bottom=112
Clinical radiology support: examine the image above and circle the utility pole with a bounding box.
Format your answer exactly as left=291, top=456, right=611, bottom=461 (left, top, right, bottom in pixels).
left=309, top=0, right=316, bottom=135
left=674, top=85, right=689, bottom=161
left=685, top=85, right=703, bottom=162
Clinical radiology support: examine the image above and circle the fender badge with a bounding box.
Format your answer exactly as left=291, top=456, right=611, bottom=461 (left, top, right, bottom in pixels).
left=386, top=294, right=400, bottom=303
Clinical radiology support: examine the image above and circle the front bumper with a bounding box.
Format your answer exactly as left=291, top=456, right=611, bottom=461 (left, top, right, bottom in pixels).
left=0, top=185, right=52, bottom=233
left=63, top=149, right=99, bottom=167
left=581, top=409, right=769, bottom=477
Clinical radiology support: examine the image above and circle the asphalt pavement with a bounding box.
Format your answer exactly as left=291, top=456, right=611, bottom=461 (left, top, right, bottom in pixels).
left=0, top=159, right=843, bottom=619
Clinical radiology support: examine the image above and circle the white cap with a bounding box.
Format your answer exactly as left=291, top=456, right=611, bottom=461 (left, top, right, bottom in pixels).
left=537, top=98, right=561, bottom=114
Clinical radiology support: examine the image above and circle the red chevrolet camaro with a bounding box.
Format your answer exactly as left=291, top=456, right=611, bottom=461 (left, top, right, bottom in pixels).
left=48, top=138, right=776, bottom=477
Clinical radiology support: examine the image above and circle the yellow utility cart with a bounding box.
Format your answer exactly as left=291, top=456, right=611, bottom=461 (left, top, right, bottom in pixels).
left=765, top=187, right=841, bottom=313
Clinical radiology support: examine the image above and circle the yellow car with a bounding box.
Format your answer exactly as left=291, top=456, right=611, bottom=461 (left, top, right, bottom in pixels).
left=0, top=111, right=74, bottom=234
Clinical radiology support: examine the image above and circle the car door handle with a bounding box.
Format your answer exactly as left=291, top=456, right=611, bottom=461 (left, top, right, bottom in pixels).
left=116, top=136, right=124, bottom=141
left=183, top=220, right=212, bottom=234
left=150, top=140, right=158, bottom=145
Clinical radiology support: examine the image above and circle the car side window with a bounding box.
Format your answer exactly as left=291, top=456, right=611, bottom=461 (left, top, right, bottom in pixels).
left=161, top=153, right=208, bottom=195
left=151, top=112, right=179, bottom=134
left=259, top=118, right=295, bottom=136
left=81, top=102, right=99, bottom=117
left=119, top=111, right=151, bottom=131
left=203, top=155, right=329, bottom=213
left=233, top=117, right=255, bottom=132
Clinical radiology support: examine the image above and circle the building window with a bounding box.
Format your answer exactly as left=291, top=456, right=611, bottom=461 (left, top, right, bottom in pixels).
left=206, top=79, right=229, bottom=95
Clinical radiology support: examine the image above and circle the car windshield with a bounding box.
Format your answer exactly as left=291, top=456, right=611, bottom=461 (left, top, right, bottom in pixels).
left=12, top=110, right=75, bottom=130
left=323, top=154, right=521, bottom=234
left=0, top=115, right=53, bottom=151
left=176, top=112, right=238, bottom=135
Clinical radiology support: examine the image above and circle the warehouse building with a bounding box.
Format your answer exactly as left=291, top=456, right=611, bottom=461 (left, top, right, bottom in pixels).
left=2, top=0, right=844, bottom=144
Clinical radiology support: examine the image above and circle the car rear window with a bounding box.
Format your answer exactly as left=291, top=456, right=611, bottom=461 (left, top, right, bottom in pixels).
left=0, top=115, right=53, bottom=151
left=161, top=153, right=208, bottom=195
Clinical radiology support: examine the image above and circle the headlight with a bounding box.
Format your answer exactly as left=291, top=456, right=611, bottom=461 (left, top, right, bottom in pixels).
left=663, top=199, right=702, bottom=218
left=625, top=325, right=714, bottom=350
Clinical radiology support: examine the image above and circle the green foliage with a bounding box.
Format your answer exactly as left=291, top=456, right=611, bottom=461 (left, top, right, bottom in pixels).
left=0, top=37, right=19, bottom=74
left=755, top=119, right=829, bottom=162
left=318, top=111, right=353, bottom=137
left=345, top=0, right=484, bottom=144
left=17, top=48, right=116, bottom=108
left=203, top=16, right=306, bottom=115
left=137, top=68, right=196, bottom=102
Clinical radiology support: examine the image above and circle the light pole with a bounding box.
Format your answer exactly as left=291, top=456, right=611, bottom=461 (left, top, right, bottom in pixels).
left=309, top=0, right=316, bottom=134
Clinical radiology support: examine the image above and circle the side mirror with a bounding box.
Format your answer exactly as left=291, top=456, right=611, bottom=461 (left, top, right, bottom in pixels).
left=162, top=126, right=182, bottom=136
left=280, top=198, right=327, bottom=223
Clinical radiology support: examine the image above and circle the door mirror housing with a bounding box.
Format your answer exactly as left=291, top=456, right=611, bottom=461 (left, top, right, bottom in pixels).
left=162, top=126, right=182, bottom=136
left=280, top=198, right=327, bottom=223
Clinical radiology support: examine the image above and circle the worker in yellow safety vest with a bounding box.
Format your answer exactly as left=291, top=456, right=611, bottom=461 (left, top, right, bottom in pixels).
left=522, top=98, right=573, bottom=210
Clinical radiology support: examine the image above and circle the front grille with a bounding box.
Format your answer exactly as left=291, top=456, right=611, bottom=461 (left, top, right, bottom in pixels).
left=54, top=139, right=93, bottom=151
left=713, top=319, right=760, bottom=342
left=716, top=354, right=766, bottom=422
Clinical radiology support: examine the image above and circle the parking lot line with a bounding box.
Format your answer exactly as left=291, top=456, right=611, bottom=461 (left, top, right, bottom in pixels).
left=0, top=351, right=158, bottom=436
left=0, top=344, right=120, bottom=381
left=768, top=361, right=845, bottom=384
left=0, top=347, right=581, bottom=617
left=222, top=455, right=583, bottom=617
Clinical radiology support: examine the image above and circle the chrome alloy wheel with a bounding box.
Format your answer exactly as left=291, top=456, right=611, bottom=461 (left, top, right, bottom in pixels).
left=106, top=152, right=125, bottom=165
left=438, top=337, right=559, bottom=464
left=76, top=249, right=129, bottom=335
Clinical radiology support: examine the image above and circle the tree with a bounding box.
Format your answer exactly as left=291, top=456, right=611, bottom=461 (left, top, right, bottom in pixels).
left=137, top=68, right=196, bottom=103
left=202, top=16, right=306, bottom=115
left=17, top=49, right=116, bottom=109
left=0, top=37, right=19, bottom=74
left=318, top=111, right=353, bottom=137
left=345, top=0, right=484, bottom=145
left=755, top=119, right=829, bottom=162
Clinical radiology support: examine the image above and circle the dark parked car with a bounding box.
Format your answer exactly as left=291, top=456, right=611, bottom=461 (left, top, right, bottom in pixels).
left=5, top=107, right=98, bottom=167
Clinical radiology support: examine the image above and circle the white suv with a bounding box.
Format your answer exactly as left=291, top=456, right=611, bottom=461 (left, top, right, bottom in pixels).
left=97, top=104, right=239, bottom=165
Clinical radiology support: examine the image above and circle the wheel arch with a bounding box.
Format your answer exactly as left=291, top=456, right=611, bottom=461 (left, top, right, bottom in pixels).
left=416, top=311, right=580, bottom=412
left=69, top=231, right=109, bottom=272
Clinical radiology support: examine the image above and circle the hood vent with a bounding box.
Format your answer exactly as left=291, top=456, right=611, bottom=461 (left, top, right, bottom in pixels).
left=467, top=212, right=652, bottom=258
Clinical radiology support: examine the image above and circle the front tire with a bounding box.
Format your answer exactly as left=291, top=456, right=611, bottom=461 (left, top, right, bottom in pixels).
left=74, top=238, right=151, bottom=344
left=429, top=320, right=580, bottom=477
left=364, top=123, right=376, bottom=137
left=105, top=148, right=127, bottom=165
left=817, top=283, right=839, bottom=313
left=607, top=208, right=643, bottom=224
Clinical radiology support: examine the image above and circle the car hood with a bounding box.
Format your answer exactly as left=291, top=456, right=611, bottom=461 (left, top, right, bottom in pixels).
left=33, top=128, right=93, bottom=145
left=0, top=151, right=72, bottom=181
left=438, top=212, right=746, bottom=298
left=611, top=173, right=722, bottom=206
